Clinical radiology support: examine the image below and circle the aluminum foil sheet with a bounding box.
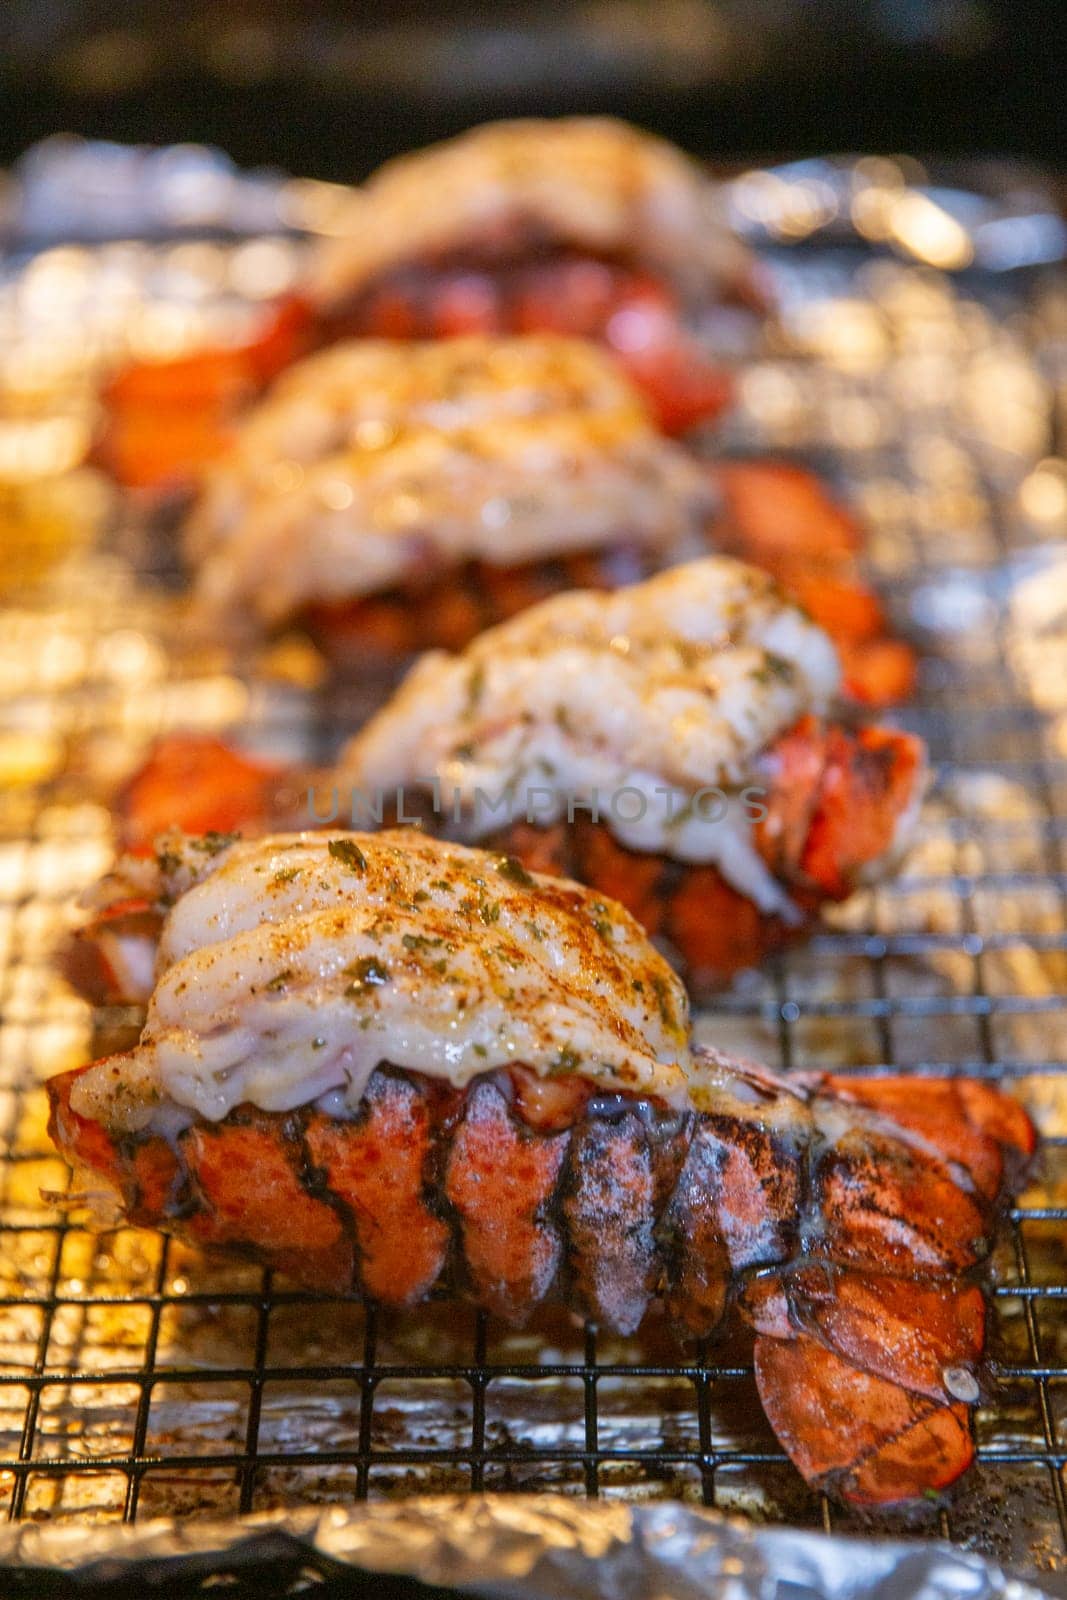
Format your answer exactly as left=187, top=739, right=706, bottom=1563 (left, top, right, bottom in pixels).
left=0, top=142, right=1065, bottom=1592
left=0, top=1497, right=1063, bottom=1598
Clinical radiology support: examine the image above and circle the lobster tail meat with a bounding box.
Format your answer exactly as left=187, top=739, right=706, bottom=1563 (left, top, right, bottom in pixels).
left=334, top=558, right=925, bottom=990
left=92, top=560, right=924, bottom=994
left=47, top=829, right=1034, bottom=1506
left=186, top=335, right=714, bottom=643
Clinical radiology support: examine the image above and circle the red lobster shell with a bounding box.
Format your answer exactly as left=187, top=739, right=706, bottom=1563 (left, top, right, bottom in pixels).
left=47, top=1050, right=1034, bottom=1507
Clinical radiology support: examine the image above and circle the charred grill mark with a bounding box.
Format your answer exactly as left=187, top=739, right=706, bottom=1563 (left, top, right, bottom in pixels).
left=558, top=1097, right=692, bottom=1335
left=811, top=1137, right=989, bottom=1278
left=562, top=1109, right=659, bottom=1334
left=289, top=1106, right=366, bottom=1282
left=698, top=1116, right=801, bottom=1274
left=118, top=1132, right=189, bottom=1224
left=660, top=1123, right=730, bottom=1339
left=818, top=1077, right=1016, bottom=1204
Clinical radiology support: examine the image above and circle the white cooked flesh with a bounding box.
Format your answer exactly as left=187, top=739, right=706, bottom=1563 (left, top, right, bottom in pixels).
left=69, top=830, right=693, bottom=1131
left=187, top=336, right=713, bottom=628
left=307, top=115, right=751, bottom=309
left=338, top=558, right=842, bottom=912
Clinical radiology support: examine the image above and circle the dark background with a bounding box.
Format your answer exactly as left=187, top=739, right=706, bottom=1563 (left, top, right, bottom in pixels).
left=0, top=0, right=1062, bottom=178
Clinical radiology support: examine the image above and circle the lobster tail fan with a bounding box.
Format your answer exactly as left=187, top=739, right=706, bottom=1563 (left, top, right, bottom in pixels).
left=753, top=1331, right=975, bottom=1506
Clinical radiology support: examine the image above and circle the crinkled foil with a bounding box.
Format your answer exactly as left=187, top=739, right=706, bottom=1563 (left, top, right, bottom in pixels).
left=0, top=1497, right=1062, bottom=1598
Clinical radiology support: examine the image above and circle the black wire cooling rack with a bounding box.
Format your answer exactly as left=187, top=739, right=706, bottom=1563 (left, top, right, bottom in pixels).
left=0, top=227, right=1065, bottom=1579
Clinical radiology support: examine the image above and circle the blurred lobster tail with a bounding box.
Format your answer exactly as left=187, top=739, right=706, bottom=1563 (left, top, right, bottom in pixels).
left=97, top=294, right=317, bottom=490
left=117, top=734, right=297, bottom=853
left=322, top=256, right=736, bottom=437
left=46, top=1056, right=1034, bottom=1505
left=707, top=459, right=917, bottom=705
left=97, top=256, right=737, bottom=493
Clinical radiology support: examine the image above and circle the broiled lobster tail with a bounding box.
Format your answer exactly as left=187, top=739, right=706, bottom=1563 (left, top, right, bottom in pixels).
left=47, top=1053, right=1033, bottom=1507
left=481, top=713, right=925, bottom=989
left=90, top=710, right=924, bottom=1002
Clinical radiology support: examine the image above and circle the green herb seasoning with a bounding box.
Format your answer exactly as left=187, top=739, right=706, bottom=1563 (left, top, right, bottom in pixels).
left=751, top=652, right=796, bottom=687
left=551, top=1045, right=582, bottom=1075
left=494, top=854, right=534, bottom=887
left=328, top=838, right=367, bottom=872
left=200, top=830, right=240, bottom=856
left=344, top=956, right=390, bottom=997
left=650, top=974, right=676, bottom=1030
left=466, top=662, right=486, bottom=710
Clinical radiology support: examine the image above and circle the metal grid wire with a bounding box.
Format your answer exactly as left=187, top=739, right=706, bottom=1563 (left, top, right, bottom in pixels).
left=0, top=232, right=1065, bottom=1576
